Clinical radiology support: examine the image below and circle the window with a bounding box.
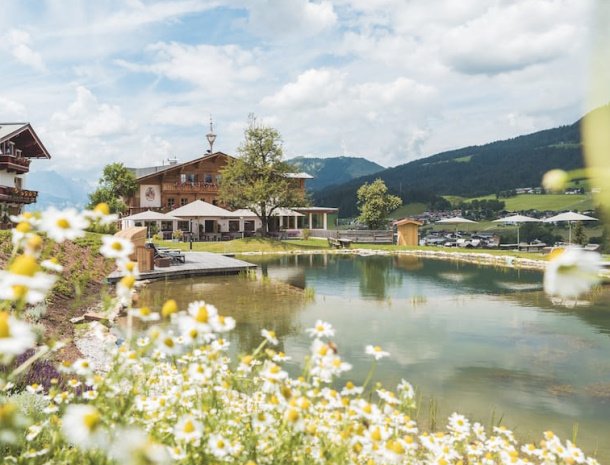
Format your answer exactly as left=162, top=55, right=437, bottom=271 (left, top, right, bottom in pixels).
left=167, top=198, right=175, bottom=209
left=178, top=221, right=190, bottom=231
left=212, top=199, right=218, bottom=206
left=215, top=174, right=222, bottom=185
left=186, top=173, right=196, bottom=183
left=244, top=220, right=255, bottom=232
left=204, top=173, right=213, bottom=183
left=229, top=220, right=240, bottom=232
left=180, top=174, right=186, bottom=184
left=180, top=198, right=188, bottom=206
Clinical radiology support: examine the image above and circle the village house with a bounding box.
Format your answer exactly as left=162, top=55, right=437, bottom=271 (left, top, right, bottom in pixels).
left=0, top=123, right=51, bottom=227
left=126, top=151, right=338, bottom=238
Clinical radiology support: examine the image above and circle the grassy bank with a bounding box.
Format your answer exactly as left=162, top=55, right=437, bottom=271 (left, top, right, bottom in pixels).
left=0, top=231, right=115, bottom=361
left=155, top=237, right=553, bottom=260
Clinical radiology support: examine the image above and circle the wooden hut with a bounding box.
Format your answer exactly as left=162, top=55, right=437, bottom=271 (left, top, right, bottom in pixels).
left=395, top=218, right=423, bottom=246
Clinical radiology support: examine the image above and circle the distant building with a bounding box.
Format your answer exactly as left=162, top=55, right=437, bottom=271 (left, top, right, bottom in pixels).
left=126, top=152, right=337, bottom=232
left=0, top=123, right=50, bottom=225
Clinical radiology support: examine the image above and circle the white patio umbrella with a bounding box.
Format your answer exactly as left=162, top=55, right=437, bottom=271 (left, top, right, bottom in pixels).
left=493, top=214, right=540, bottom=245
left=120, top=210, right=180, bottom=235
left=436, top=216, right=477, bottom=234
left=542, top=211, right=598, bottom=244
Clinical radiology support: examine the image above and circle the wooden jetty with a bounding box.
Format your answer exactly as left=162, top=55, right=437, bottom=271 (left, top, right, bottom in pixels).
left=107, top=252, right=256, bottom=283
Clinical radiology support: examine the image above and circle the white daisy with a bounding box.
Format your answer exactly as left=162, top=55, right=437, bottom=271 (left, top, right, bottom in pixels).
left=261, top=328, right=279, bottom=345
left=174, top=416, right=203, bottom=444
left=109, top=427, right=169, bottom=465
left=0, top=312, right=37, bottom=362
left=84, top=203, right=118, bottom=225
left=208, top=433, right=233, bottom=458
left=365, top=344, right=390, bottom=360
left=61, top=404, right=108, bottom=450
left=211, top=315, right=236, bottom=333
left=40, top=257, right=64, bottom=272
left=306, top=320, right=335, bottom=339
left=129, top=307, right=160, bottom=322
left=0, top=254, right=56, bottom=304
left=39, top=207, right=89, bottom=243
left=100, top=236, right=134, bottom=260
left=544, top=248, right=602, bottom=300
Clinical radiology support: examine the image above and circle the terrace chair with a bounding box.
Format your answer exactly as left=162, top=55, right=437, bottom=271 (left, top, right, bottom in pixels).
left=145, top=242, right=186, bottom=264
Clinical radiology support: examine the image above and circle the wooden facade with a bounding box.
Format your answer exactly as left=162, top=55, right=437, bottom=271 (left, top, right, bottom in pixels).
left=128, top=152, right=307, bottom=215
left=395, top=219, right=423, bottom=246
left=0, top=123, right=50, bottom=225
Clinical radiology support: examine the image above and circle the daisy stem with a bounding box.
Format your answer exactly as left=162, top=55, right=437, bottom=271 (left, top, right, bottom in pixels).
left=361, top=360, right=377, bottom=392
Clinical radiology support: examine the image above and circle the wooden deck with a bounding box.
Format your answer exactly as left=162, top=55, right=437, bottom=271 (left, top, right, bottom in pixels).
left=107, top=252, right=256, bottom=283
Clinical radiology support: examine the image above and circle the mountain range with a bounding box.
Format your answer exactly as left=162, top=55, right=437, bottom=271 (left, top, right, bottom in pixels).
left=26, top=170, right=91, bottom=211
left=287, top=156, right=384, bottom=192
left=313, top=111, right=592, bottom=216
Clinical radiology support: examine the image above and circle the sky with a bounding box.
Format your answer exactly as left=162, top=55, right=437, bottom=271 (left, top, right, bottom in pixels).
left=0, top=0, right=604, bottom=178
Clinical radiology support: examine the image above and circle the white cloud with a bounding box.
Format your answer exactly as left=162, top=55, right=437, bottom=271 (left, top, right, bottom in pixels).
left=0, top=96, right=28, bottom=120
left=442, top=2, right=581, bottom=75
left=2, top=29, right=46, bottom=71
left=50, top=86, right=131, bottom=137
left=262, top=69, right=345, bottom=109
left=117, top=42, right=262, bottom=93
left=245, top=0, right=337, bottom=38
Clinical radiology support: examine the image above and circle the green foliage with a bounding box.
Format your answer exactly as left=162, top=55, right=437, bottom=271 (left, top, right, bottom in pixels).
left=87, top=162, right=137, bottom=214
left=314, top=115, right=587, bottom=216
left=301, top=228, right=311, bottom=240
left=219, top=117, right=308, bottom=234
left=459, top=198, right=505, bottom=219
left=357, top=179, right=402, bottom=229
left=573, top=221, right=588, bottom=245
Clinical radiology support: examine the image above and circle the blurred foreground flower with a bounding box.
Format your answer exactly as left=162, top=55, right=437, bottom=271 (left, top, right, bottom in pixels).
left=542, top=169, right=569, bottom=192
left=544, top=248, right=602, bottom=299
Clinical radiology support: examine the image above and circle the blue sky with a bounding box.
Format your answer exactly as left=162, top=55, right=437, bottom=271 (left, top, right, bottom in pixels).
left=0, top=0, right=604, bottom=178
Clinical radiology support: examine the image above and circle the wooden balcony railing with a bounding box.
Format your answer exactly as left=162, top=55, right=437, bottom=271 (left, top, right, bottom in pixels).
left=0, top=186, right=38, bottom=204
left=0, top=155, right=30, bottom=173
left=162, top=182, right=219, bottom=193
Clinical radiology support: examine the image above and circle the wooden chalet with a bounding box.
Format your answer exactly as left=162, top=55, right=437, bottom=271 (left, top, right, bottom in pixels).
left=126, top=152, right=338, bottom=238
left=0, top=123, right=50, bottom=225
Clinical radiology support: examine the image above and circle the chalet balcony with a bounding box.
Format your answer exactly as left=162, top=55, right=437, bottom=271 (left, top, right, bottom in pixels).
left=0, top=155, right=31, bottom=174
left=162, top=181, right=219, bottom=194
left=0, top=186, right=38, bottom=204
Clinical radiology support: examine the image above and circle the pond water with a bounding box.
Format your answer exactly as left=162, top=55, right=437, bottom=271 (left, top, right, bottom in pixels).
left=138, top=254, right=610, bottom=460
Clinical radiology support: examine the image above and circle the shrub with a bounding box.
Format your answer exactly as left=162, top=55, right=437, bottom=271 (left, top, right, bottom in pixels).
left=302, top=228, right=311, bottom=240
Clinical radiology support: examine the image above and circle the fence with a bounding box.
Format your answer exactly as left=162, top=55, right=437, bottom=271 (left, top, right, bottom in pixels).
left=309, top=229, right=393, bottom=243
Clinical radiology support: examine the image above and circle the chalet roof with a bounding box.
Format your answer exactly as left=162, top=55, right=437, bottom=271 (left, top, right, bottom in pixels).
left=286, top=172, right=314, bottom=179
left=133, top=151, right=314, bottom=182
left=0, top=123, right=51, bottom=158
left=134, top=152, right=232, bottom=182
left=394, top=218, right=423, bottom=226
left=171, top=200, right=236, bottom=218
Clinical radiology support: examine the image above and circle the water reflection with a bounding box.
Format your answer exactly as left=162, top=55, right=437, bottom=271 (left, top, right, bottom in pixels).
left=139, top=255, right=610, bottom=460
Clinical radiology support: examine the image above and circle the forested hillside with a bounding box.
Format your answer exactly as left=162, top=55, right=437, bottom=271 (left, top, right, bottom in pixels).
left=314, top=112, right=590, bottom=217
left=288, top=156, right=384, bottom=192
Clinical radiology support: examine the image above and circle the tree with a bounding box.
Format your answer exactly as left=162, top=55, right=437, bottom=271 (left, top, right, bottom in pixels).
left=87, top=163, right=137, bottom=214
left=356, top=179, right=402, bottom=230
left=573, top=221, right=588, bottom=245
left=218, top=118, right=307, bottom=235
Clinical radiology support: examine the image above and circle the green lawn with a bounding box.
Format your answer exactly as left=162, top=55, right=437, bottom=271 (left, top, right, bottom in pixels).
left=391, top=202, right=427, bottom=218
left=472, top=193, right=594, bottom=212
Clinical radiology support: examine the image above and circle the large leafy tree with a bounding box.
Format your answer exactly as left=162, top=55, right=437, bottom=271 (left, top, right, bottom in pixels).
left=219, top=118, right=307, bottom=235
left=87, top=163, right=137, bottom=214
left=357, top=179, right=402, bottom=230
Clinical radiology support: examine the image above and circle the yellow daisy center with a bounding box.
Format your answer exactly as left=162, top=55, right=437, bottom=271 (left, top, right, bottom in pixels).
left=9, top=255, right=39, bottom=277
left=183, top=420, right=195, bottom=433
left=0, top=312, right=11, bottom=338
left=56, top=218, right=70, bottom=229
left=83, top=410, right=101, bottom=431
left=161, top=299, right=177, bottom=318
left=195, top=306, right=209, bottom=323
left=94, top=203, right=110, bottom=215
left=111, top=242, right=123, bottom=251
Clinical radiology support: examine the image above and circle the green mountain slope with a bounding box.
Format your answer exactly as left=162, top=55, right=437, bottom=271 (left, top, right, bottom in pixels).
left=288, top=156, right=384, bottom=192
left=314, top=112, right=594, bottom=216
